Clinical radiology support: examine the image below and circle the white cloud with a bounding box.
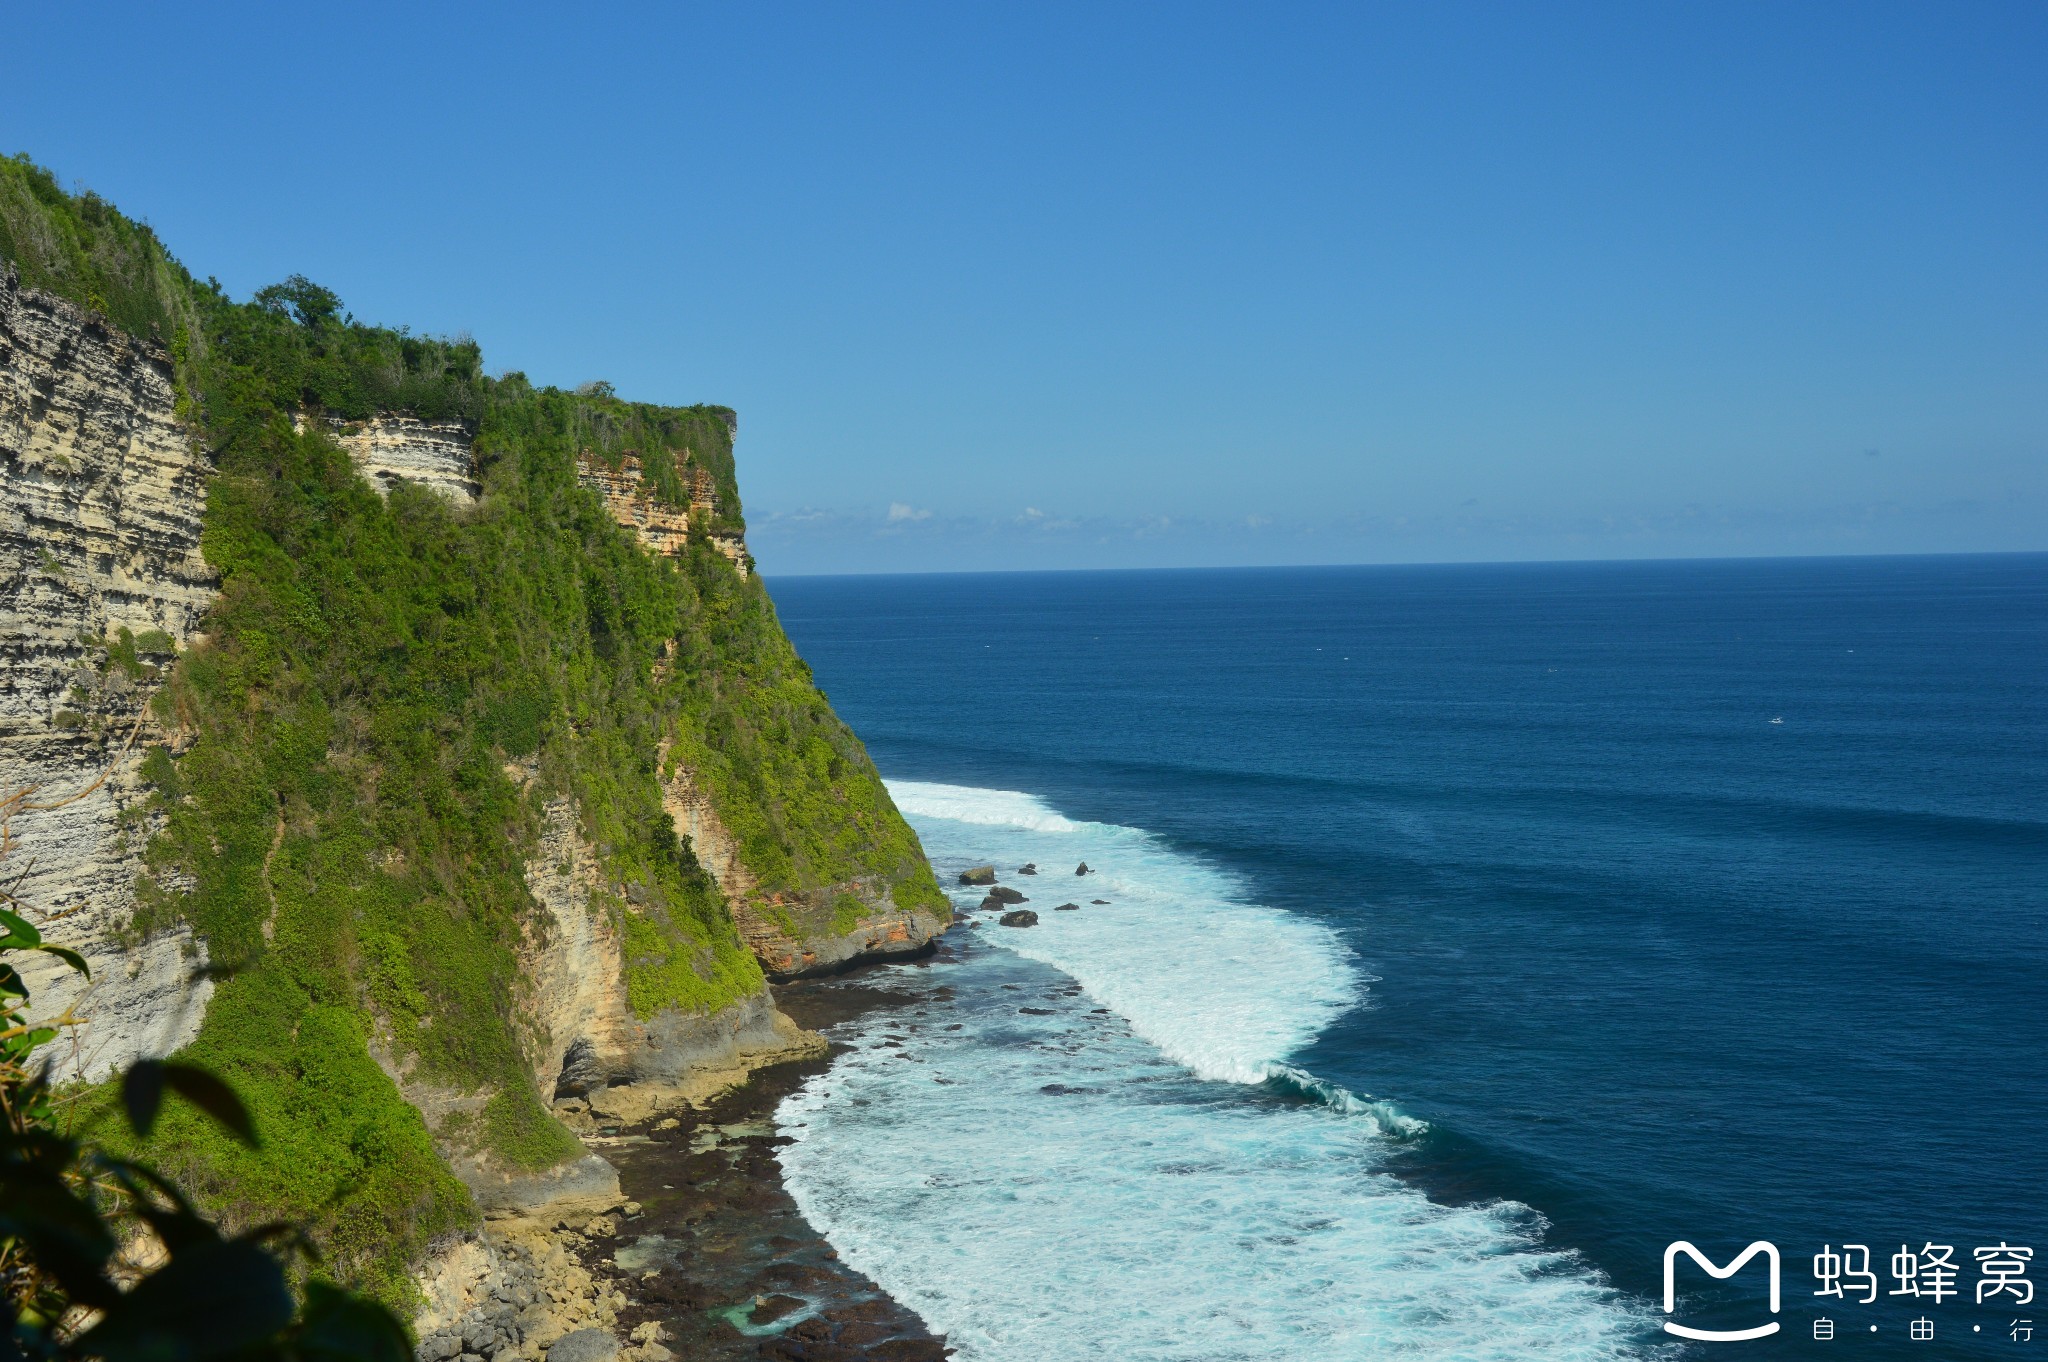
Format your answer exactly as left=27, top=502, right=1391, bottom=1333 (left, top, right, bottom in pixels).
left=887, top=502, right=932, bottom=522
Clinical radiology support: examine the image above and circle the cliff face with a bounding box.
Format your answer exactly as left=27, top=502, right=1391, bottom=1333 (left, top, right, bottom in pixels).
left=576, top=450, right=749, bottom=575
left=0, top=264, right=214, bottom=1080
left=334, top=415, right=481, bottom=504
left=0, top=154, right=951, bottom=1307
left=660, top=753, right=948, bottom=978
left=518, top=796, right=821, bottom=1106
left=584, top=460, right=951, bottom=979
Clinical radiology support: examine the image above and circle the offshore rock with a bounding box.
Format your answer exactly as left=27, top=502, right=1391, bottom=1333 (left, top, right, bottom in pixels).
left=1016, top=862, right=1037, bottom=875
left=1054, top=902, right=1080, bottom=911
left=988, top=885, right=1028, bottom=905
left=0, top=265, right=216, bottom=1080
left=999, top=909, right=1039, bottom=928
left=1075, top=862, right=1091, bottom=874
left=958, top=865, right=996, bottom=885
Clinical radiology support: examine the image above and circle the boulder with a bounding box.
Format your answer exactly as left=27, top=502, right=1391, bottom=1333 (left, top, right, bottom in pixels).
left=977, top=894, right=1003, bottom=911
left=1054, top=903, right=1080, bottom=911
left=958, top=865, right=997, bottom=885
left=998, top=909, right=1039, bottom=928
left=548, top=1329, right=620, bottom=1362
left=988, top=885, right=1027, bottom=904
left=1017, top=863, right=1038, bottom=875
left=1075, top=862, right=1091, bottom=874
left=1091, top=899, right=1110, bottom=905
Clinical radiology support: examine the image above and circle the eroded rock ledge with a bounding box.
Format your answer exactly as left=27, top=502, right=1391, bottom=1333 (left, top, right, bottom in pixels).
left=575, top=451, right=750, bottom=577
left=333, top=414, right=480, bottom=504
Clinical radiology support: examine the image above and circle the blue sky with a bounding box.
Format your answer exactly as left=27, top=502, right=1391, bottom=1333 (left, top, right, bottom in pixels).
left=9, top=2, right=2044, bottom=574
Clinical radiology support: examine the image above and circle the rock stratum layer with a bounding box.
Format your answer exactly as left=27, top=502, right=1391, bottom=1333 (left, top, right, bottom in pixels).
left=576, top=450, right=750, bottom=576
left=333, top=414, right=481, bottom=504
left=0, top=263, right=214, bottom=1081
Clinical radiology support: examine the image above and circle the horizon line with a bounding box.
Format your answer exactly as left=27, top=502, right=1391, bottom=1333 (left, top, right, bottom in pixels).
left=760, top=546, right=2048, bottom=581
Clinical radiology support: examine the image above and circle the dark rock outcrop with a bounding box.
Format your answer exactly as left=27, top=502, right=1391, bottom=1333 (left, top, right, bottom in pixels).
left=1054, top=903, right=1079, bottom=911
left=1016, top=863, right=1037, bottom=875
left=989, top=886, right=1028, bottom=904
left=1075, top=862, right=1091, bottom=874
left=958, top=865, right=996, bottom=885
left=548, top=1329, right=621, bottom=1362
left=998, top=910, right=1038, bottom=928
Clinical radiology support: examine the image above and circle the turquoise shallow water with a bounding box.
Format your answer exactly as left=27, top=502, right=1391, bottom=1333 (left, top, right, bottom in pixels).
left=770, top=555, right=2048, bottom=1359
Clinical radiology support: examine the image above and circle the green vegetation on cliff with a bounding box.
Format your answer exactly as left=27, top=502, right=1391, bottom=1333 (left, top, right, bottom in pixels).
left=2, top=156, right=941, bottom=1307
left=0, top=153, right=199, bottom=346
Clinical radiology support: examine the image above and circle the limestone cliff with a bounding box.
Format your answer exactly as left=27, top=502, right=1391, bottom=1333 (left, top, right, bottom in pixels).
left=660, top=749, right=948, bottom=979
left=582, top=451, right=952, bottom=979
left=0, top=266, right=813, bottom=1209
left=576, top=450, right=749, bottom=576
left=333, top=414, right=481, bottom=504
left=0, top=263, right=213, bottom=1081
left=518, top=796, right=822, bottom=1108
left=0, top=155, right=950, bottom=1307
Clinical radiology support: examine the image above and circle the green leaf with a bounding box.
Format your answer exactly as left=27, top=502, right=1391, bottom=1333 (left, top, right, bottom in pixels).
left=75, top=1237, right=292, bottom=1361
left=292, top=1282, right=413, bottom=1362
left=36, top=943, right=89, bottom=978
left=160, top=1062, right=259, bottom=1147
left=0, top=906, right=43, bottom=948
left=122, top=1059, right=166, bottom=1137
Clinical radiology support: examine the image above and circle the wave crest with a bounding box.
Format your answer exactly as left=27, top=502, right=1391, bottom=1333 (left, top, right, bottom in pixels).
left=888, top=780, right=1083, bottom=833
left=888, top=779, right=1415, bottom=1126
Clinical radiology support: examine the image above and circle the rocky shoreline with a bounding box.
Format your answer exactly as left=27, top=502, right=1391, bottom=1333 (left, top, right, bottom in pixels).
left=581, top=974, right=947, bottom=1362
left=415, top=969, right=950, bottom=1362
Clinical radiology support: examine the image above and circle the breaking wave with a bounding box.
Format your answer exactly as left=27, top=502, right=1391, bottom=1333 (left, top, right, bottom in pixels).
left=773, top=782, right=1658, bottom=1359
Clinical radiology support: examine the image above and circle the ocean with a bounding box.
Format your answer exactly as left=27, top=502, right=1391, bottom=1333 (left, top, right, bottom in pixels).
left=765, top=555, right=2048, bottom=1360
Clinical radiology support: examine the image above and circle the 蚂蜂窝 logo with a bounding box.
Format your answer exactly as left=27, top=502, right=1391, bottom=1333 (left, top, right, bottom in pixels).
left=1664, top=1240, right=1781, bottom=1341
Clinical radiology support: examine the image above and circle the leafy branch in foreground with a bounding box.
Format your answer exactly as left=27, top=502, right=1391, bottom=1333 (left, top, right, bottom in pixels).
left=0, top=784, right=409, bottom=1362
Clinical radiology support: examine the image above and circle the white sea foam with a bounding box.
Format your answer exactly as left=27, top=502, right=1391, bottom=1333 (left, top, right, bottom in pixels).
left=886, top=780, right=1364, bottom=1089
left=776, top=782, right=1658, bottom=1359
left=888, top=781, right=1083, bottom=834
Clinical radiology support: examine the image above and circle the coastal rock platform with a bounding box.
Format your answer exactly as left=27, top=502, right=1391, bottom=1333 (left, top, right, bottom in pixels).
left=571, top=978, right=949, bottom=1362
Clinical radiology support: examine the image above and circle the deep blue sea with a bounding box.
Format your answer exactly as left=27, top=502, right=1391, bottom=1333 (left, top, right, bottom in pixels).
left=766, top=555, right=2048, bottom=1360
